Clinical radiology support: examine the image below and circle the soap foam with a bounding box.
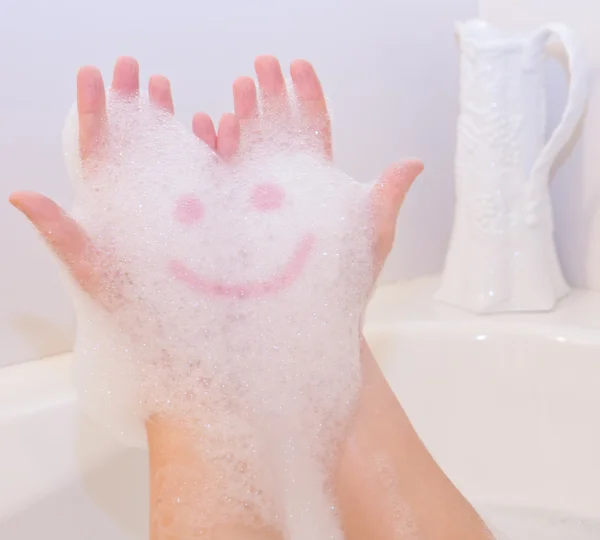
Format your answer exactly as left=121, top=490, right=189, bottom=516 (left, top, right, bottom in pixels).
left=63, top=85, right=375, bottom=538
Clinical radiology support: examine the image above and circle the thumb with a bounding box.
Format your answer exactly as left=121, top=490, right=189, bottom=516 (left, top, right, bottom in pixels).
left=9, top=191, right=99, bottom=293
left=371, top=159, right=424, bottom=268
left=375, top=159, right=424, bottom=224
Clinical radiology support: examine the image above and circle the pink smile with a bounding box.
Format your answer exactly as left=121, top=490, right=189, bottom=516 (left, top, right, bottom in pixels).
left=169, top=234, right=316, bottom=299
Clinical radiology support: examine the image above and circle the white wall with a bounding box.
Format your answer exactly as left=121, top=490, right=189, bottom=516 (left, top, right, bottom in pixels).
left=480, top=0, right=600, bottom=292
left=0, top=0, right=477, bottom=366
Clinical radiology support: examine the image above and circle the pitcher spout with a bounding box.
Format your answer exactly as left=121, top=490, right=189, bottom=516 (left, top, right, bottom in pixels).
left=455, top=19, right=491, bottom=40
left=456, top=19, right=524, bottom=48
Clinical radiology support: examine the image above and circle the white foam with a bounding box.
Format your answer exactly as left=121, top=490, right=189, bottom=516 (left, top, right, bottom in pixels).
left=63, top=87, right=375, bottom=538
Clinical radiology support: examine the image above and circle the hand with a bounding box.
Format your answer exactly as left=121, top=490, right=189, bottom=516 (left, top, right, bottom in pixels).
left=192, top=55, right=424, bottom=278
left=10, top=58, right=175, bottom=305
left=9, top=56, right=423, bottom=303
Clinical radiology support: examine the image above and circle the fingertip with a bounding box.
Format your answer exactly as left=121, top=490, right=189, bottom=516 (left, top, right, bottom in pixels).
left=383, top=159, right=425, bottom=192
left=192, top=112, right=217, bottom=150
left=290, top=59, right=317, bottom=85
left=218, top=112, right=240, bottom=129
left=254, top=55, right=280, bottom=72
left=8, top=191, right=65, bottom=236
left=233, top=76, right=256, bottom=94
left=149, top=75, right=174, bottom=114
left=290, top=59, right=311, bottom=83
left=77, top=66, right=105, bottom=112
left=115, top=56, right=139, bottom=69
left=9, top=192, right=94, bottom=289
left=404, top=158, right=425, bottom=176
left=112, top=56, right=140, bottom=95
left=373, top=159, right=425, bottom=229
left=390, top=158, right=425, bottom=176
left=8, top=190, right=23, bottom=208
left=254, top=55, right=286, bottom=99
left=290, top=58, right=313, bottom=75
left=290, top=62, right=322, bottom=101
left=77, top=65, right=102, bottom=81
left=9, top=190, right=42, bottom=216
left=216, top=113, right=241, bottom=161
left=233, top=76, right=258, bottom=119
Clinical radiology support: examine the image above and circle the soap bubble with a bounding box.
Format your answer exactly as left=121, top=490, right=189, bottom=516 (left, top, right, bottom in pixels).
left=63, top=86, right=374, bottom=538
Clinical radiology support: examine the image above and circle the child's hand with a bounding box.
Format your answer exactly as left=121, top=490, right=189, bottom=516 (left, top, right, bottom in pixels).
left=9, top=58, right=172, bottom=305
left=194, top=55, right=423, bottom=277
left=9, top=56, right=422, bottom=301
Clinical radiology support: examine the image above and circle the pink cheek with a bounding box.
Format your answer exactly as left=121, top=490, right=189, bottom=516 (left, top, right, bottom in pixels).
left=174, top=195, right=204, bottom=225
left=251, top=183, right=286, bottom=212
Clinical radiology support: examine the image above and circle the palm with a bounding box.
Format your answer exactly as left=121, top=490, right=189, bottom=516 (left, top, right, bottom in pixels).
left=9, top=56, right=422, bottom=302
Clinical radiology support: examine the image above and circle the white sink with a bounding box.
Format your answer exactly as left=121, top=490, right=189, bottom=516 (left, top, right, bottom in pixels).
left=365, top=276, right=600, bottom=538
left=1, top=275, right=599, bottom=539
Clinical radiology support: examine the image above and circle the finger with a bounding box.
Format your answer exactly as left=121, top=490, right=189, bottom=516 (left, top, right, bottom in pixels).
left=216, top=113, right=240, bottom=161
left=254, top=55, right=287, bottom=112
left=111, top=56, right=140, bottom=96
left=149, top=75, right=175, bottom=114
left=9, top=191, right=99, bottom=292
left=290, top=59, right=332, bottom=159
left=192, top=113, right=217, bottom=150
left=77, top=66, right=107, bottom=162
left=233, top=76, right=258, bottom=127
left=372, top=159, right=424, bottom=267
left=375, top=159, right=424, bottom=227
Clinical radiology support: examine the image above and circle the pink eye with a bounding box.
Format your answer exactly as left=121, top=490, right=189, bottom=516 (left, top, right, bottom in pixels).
left=251, top=183, right=285, bottom=212
left=174, top=195, right=204, bottom=225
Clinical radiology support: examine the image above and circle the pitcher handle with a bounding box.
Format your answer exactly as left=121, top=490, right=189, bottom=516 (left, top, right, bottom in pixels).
left=530, top=24, right=589, bottom=184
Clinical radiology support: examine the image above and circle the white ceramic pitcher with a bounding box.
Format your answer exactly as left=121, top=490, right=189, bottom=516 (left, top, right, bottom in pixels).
left=436, top=20, right=589, bottom=313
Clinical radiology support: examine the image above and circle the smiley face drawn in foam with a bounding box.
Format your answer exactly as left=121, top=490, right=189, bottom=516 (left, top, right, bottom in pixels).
left=169, top=182, right=316, bottom=299
left=62, top=93, right=365, bottom=309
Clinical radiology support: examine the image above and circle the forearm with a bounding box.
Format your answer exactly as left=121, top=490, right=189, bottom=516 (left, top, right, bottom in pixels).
left=146, top=415, right=205, bottom=540
left=144, top=341, right=491, bottom=540
left=335, top=340, right=492, bottom=540
left=146, top=416, right=281, bottom=540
